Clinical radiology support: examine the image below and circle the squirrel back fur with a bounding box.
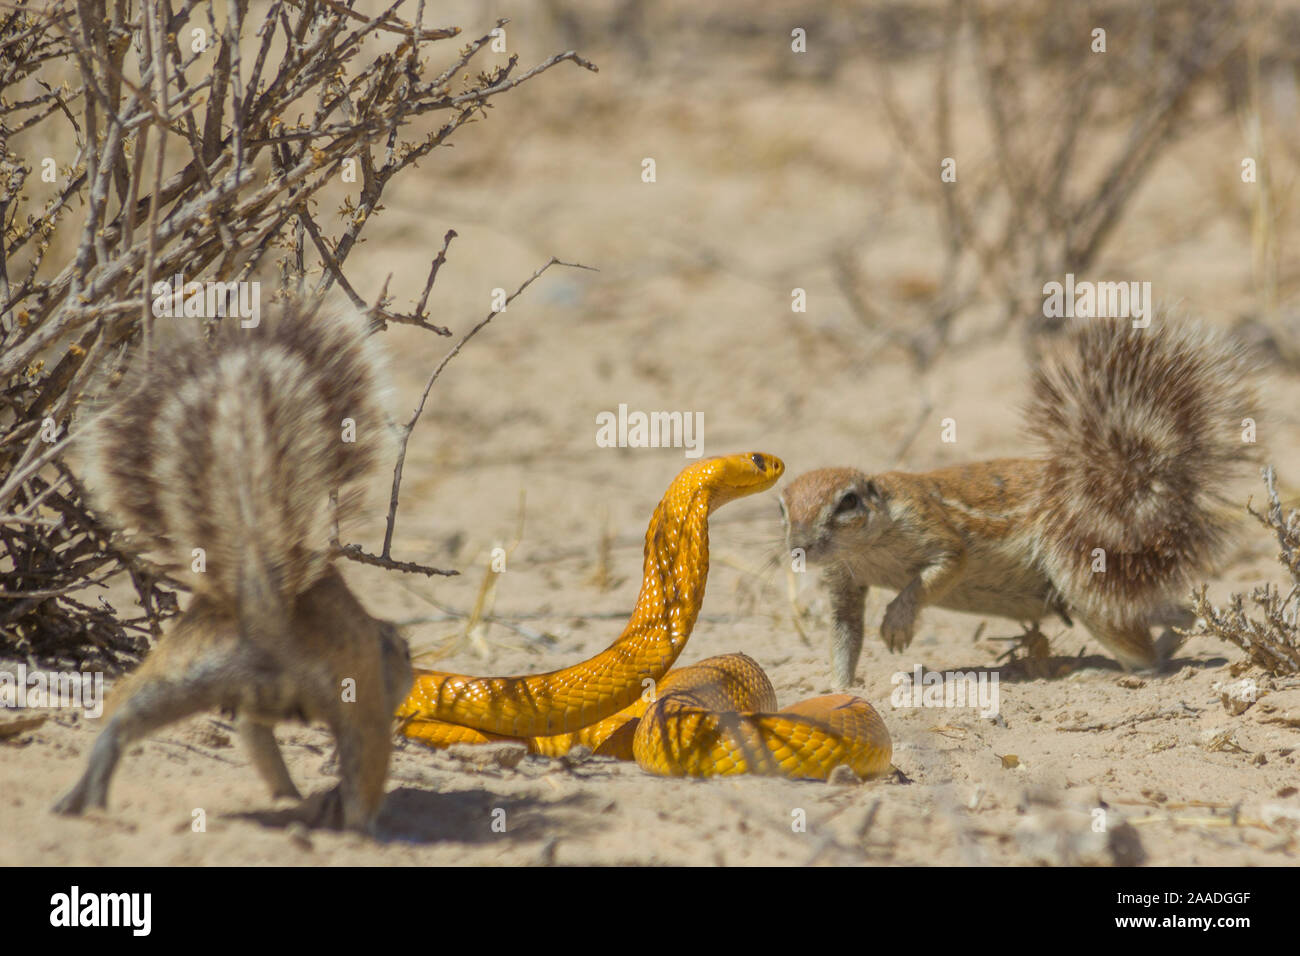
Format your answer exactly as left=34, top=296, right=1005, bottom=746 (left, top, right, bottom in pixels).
left=1026, top=316, right=1258, bottom=622
left=81, top=300, right=395, bottom=644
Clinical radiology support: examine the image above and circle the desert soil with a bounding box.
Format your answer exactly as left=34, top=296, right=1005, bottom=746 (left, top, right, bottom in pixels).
left=4, top=1, right=1300, bottom=866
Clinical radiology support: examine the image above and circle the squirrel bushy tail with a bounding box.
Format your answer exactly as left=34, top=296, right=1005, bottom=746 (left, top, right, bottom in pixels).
left=83, top=300, right=395, bottom=643
left=1026, top=315, right=1258, bottom=624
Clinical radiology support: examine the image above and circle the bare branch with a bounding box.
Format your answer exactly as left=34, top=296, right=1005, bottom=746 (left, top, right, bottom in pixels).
left=379, top=257, right=596, bottom=560
left=0, top=1, right=597, bottom=666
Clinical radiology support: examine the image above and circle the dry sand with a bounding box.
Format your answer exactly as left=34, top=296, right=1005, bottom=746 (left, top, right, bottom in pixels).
left=4, top=1, right=1300, bottom=866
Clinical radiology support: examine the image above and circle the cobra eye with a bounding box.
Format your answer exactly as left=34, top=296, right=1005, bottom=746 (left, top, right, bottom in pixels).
left=834, top=492, right=861, bottom=516
left=751, top=453, right=766, bottom=470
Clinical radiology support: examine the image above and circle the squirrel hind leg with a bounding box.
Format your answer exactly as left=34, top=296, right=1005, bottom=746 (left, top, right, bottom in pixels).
left=238, top=719, right=301, bottom=801
left=52, top=658, right=226, bottom=816
left=53, top=721, right=125, bottom=815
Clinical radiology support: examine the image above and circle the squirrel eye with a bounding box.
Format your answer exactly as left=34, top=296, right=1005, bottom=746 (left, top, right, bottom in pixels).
left=834, top=492, right=861, bottom=516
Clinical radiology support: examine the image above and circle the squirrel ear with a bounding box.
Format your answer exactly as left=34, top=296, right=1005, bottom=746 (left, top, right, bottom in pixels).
left=863, top=480, right=884, bottom=509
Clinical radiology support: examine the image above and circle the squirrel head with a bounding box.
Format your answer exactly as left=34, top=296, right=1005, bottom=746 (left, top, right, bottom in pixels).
left=379, top=621, right=414, bottom=714
left=781, top=467, right=887, bottom=562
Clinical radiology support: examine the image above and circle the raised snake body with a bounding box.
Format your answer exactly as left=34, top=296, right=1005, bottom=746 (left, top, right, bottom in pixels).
left=398, top=453, right=892, bottom=780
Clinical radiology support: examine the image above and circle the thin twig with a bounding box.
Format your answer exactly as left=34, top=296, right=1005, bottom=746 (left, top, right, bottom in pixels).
left=336, top=543, right=457, bottom=577
left=379, top=256, right=596, bottom=558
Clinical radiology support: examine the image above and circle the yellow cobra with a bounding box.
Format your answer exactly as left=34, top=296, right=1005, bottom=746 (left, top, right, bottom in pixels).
left=398, top=453, right=892, bottom=780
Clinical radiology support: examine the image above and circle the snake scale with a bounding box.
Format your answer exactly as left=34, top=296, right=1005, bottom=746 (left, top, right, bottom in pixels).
left=398, top=452, right=892, bottom=780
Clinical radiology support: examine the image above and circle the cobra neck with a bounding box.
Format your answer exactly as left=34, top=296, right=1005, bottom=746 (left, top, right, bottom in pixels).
left=624, top=486, right=714, bottom=653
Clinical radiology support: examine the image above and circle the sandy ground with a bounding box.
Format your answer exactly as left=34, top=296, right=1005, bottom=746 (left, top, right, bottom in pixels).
left=5, top=1, right=1300, bottom=866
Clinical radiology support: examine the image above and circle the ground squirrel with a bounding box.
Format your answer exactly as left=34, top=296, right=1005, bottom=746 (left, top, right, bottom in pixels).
left=53, top=301, right=412, bottom=834
left=781, top=316, right=1259, bottom=688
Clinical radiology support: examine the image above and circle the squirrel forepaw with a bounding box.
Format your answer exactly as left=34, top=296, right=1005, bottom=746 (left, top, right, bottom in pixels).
left=880, top=596, right=917, bottom=652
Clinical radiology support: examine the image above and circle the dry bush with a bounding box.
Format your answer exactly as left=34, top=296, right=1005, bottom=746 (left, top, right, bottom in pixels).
left=1190, top=466, right=1300, bottom=676
left=0, top=0, right=594, bottom=668
left=851, top=0, right=1256, bottom=366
